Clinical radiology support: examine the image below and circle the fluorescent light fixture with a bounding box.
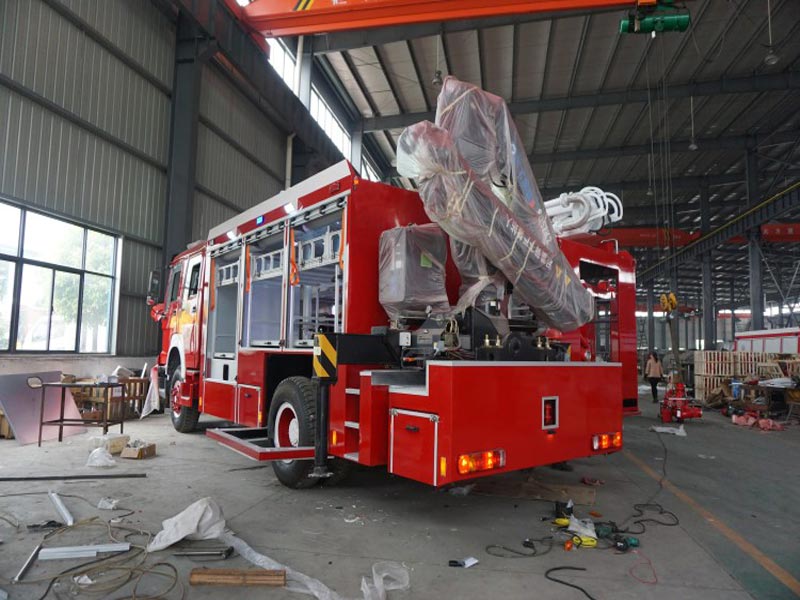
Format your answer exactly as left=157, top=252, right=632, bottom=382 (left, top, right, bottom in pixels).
left=226, top=230, right=236, bottom=240
left=284, top=203, right=297, bottom=214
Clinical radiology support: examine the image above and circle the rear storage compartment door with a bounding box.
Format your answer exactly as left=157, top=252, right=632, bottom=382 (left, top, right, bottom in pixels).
left=389, top=409, right=439, bottom=485
left=236, top=385, right=261, bottom=427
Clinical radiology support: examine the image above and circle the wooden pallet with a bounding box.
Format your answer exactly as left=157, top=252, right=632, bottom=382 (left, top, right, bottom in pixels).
left=694, top=374, right=731, bottom=403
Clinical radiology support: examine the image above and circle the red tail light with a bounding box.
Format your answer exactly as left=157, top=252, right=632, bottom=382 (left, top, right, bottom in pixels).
left=592, top=431, right=622, bottom=451
left=457, top=449, right=506, bottom=475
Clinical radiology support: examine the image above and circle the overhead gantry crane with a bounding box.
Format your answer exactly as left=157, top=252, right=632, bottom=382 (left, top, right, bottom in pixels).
left=232, top=0, right=690, bottom=37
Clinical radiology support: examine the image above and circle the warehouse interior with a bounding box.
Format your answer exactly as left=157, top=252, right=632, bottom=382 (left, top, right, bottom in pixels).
left=1, top=0, right=799, bottom=598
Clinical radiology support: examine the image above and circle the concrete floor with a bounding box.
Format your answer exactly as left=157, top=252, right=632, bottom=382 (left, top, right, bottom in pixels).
left=1, top=392, right=798, bottom=600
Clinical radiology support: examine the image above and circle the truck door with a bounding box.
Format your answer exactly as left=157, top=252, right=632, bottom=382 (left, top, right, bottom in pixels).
left=164, top=260, right=184, bottom=352
left=181, top=255, right=203, bottom=369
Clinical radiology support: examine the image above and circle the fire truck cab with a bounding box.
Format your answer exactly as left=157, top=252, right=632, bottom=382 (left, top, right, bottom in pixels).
left=149, top=160, right=637, bottom=489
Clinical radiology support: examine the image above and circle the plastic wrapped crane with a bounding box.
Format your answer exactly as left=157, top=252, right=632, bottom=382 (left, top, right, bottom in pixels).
left=397, top=77, right=594, bottom=331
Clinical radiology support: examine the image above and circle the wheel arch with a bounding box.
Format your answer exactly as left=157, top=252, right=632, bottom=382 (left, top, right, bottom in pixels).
left=264, top=353, right=313, bottom=423
left=167, top=334, right=186, bottom=379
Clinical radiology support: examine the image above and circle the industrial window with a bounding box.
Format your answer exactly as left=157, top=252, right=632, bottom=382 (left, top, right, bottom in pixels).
left=267, top=38, right=296, bottom=89
left=266, top=38, right=355, bottom=163
left=0, top=200, right=118, bottom=354
left=309, top=87, right=352, bottom=159
left=362, top=159, right=381, bottom=182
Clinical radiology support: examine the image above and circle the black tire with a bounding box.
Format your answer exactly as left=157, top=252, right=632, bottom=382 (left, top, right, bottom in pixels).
left=169, top=370, right=200, bottom=433
left=268, top=377, right=319, bottom=489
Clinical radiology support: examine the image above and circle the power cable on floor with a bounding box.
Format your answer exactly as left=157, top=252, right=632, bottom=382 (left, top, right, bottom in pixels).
left=544, top=566, right=597, bottom=600
left=485, top=535, right=553, bottom=558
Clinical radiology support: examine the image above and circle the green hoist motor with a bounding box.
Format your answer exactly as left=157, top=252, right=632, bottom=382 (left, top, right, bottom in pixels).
left=620, top=1, right=691, bottom=34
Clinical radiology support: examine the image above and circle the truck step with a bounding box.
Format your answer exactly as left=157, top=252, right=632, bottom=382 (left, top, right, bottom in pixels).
left=206, top=427, right=314, bottom=462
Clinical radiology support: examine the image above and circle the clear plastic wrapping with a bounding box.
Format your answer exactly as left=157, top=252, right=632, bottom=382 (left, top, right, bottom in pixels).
left=396, top=77, right=594, bottom=331
left=449, top=238, right=504, bottom=313
left=378, top=224, right=451, bottom=320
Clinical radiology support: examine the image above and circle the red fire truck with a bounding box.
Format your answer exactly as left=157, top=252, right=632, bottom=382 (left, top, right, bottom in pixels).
left=148, top=160, right=638, bottom=488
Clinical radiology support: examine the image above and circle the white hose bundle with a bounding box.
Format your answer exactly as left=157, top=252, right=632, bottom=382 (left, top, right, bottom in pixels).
left=544, top=187, right=623, bottom=237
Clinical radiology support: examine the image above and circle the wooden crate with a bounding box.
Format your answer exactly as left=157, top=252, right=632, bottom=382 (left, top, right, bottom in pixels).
left=693, top=374, right=731, bottom=403
left=693, top=351, right=734, bottom=376
left=735, top=352, right=779, bottom=378
left=781, top=359, right=800, bottom=377
left=0, top=409, right=14, bottom=439
left=757, top=362, right=785, bottom=379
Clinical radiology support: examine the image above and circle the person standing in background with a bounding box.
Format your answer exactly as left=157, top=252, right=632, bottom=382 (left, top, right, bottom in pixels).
left=645, top=352, right=664, bottom=403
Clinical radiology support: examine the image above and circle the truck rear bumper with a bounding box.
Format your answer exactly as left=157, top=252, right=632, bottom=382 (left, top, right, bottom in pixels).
left=206, top=427, right=315, bottom=461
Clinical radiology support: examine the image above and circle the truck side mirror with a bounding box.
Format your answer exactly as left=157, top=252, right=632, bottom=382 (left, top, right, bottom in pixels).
left=146, top=268, right=162, bottom=307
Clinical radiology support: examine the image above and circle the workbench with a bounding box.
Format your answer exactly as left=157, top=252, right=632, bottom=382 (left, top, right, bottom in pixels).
left=740, top=382, right=794, bottom=416
left=38, top=381, right=126, bottom=447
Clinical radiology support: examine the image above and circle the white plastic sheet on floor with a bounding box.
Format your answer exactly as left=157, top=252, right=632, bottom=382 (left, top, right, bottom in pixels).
left=650, top=424, right=687, bottom=436
left=150, top=498, right=410, bottom=600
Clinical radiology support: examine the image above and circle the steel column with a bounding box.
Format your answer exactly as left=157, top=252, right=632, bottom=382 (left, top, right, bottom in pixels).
left=746, top=151, right=765, bottom=330
left=171, top=0, right=342, bottom=167
left=163, top=15, right=212, bottom=267
left=646, top=282, right=655, bottom=354
left=699, top=187, right=715, bottom=349
left=748, top=230, right=765, bottom=330
left=682, top=317, right=688, bottom=351
left=351, top=128, right=363, bottom=174
left=296, top=36, right=313, bottom=109
left=730, top=280, right=737, bottom=342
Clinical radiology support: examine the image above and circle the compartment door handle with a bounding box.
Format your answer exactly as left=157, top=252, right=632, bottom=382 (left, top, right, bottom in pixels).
left=405, top=425, right=419, bottom=432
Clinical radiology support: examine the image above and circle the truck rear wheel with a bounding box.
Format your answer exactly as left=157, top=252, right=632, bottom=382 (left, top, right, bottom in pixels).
left=169, top=370, right=200, bottom=433
left=268, top=377, right=319, bottom=489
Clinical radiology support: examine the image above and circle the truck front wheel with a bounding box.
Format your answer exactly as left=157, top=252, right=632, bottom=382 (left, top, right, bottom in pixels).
left=268, top=377, right=318, bottom=489
left=169, top=370, right=200, bottom=433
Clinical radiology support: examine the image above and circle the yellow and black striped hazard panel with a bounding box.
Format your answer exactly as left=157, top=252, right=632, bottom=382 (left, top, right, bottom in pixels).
left=313, top=333, right=337, bottom=381
left=293, top=0, right=316, bottom=11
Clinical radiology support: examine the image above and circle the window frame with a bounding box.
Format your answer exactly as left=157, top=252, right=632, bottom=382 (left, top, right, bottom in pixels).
left=0, top=200, right=119, bottom=355
left=187, top=262, right=201, bottom=299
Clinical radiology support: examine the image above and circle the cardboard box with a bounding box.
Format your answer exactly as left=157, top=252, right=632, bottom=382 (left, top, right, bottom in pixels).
left=81, top=409, right=104, bottom=421
left=89, top=433, right=130, bottom=455
left=120, top=443, right=156, bottom=460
